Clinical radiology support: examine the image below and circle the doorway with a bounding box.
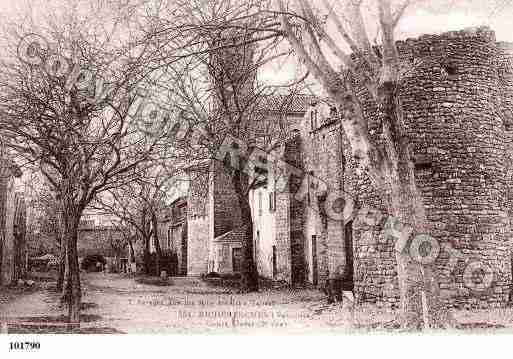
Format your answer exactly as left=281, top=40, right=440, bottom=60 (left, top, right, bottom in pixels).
left=344, top=221, right=354, bottom=290
left=232, top=247, right=243, bottom=273
left=272, top=245, right=277, bottom=279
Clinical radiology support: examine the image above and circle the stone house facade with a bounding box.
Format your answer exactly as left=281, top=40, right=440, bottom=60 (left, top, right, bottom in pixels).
left=249, top=27, right=513, bottom=309
left=169, top=27, right=513, bottom=310
left=249, top=106, right=347, bottom=288
left=155, top=196, right=188, bottom=275
left=185, top=96, right=313, bottom=277
left=77, top=222, right=125, bottom=271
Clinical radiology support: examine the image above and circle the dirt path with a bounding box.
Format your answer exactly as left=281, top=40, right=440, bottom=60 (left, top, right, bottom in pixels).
left=3, top=272, right=512, bottom=333
left=80, top=273, right=357, bottom=334
left=11, top=273, right=511, bottom=334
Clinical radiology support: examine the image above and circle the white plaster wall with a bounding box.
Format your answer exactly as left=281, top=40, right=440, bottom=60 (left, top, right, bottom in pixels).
left=249, top=185, right=276, bottom=279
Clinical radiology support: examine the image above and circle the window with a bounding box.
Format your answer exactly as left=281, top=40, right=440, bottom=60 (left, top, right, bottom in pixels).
left=232, top=248, right=243, bottom=272
left=269, top=191, right=276, bottom=212
left=258, top=191, right=263, bottom=216
left=310, top=109, right=317, bottom=131
left=272, top=245, right=277, bottom=279
left=442, top=63, right=457, bottom=76
left=255, top=231, right=260, bottom=260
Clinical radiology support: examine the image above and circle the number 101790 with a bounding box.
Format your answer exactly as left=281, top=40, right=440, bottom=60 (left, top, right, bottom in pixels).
left=9, top=342, right=40, bottom=351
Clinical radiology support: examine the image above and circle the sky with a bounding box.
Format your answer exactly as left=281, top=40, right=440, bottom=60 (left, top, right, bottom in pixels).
left=259, top=0, right=513, bottom=86
left=1, top=0, right=512, bottom=220
left=2, top=0, right=513, bottom=86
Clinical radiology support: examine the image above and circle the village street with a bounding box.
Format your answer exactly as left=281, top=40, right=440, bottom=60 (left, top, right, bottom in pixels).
left=2, top=273, right=513, bottom=334
left=0, top=273, right=363, bottom=334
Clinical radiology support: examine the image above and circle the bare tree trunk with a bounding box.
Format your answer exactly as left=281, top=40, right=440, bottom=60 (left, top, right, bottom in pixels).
left=60, top=206, right=82, bottom=324
left=128, top=237, right=135, bottom=262
left=57, top=234, right=65, bottom=291
left=152, top=213, right=162, bottom=276
left=232, top=171, right=258, bottom=292
left=66, top=229, right=81, bottom=323
left=143, top=234, right=151, bottom=275
left=382, top=84, right=453, bottom=329
left=127, top=237, right=136, bottom=274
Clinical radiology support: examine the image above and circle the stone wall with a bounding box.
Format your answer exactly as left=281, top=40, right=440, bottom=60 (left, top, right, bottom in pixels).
left=0, top=176, right=17, bottom=284
left=77, top=226, right=123, bottom=258
left=301, top=108, right=350, bottom=288
left=211, top=227, right=246, bottom=274
left=157, top=197, right=188, bottom=275
left=212, top=160, right=243, bottom=237
left=345, top=27, right=513, bottom=309
left=187, top=165, right=211, bottom=276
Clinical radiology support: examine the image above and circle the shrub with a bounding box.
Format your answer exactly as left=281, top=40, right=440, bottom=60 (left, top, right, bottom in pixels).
left=144, top=251, right=178, bottom=276
left=81, top=254, right=107, bottom=272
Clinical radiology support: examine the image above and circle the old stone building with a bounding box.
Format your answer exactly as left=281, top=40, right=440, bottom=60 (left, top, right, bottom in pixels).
left=345, top=26, right=513, bottom=309
left=155, top=196, right=188, bottom=275
left=170, top=27, right=513, bottom=310
left=185, top=95, right=314, bottom=276
left=249, top=103, right=347, bottom=288
left=250, top=26, right=513, bottom=309
left=77, top=221, right=125, bottom=270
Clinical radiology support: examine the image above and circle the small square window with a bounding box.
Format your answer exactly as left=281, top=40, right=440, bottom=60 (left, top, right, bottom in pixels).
left=269, top=192, right=276, bottom=212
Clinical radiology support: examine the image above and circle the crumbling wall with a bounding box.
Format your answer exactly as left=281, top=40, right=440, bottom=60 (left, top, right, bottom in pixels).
left=349, top=27, right=512, bottom=309
left=187, top=166, right=211, bottom=276
left=301, top=108, right=347, bottom=288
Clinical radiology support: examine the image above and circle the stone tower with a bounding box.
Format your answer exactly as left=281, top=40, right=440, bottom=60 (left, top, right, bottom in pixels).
left=186, top=30, right=256, bottom=276
left=348, top=27, right=513, bottom=309
left=208, top=29, right=256, bottom=138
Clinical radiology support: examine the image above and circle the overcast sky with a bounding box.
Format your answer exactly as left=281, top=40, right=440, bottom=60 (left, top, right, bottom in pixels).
left=2, top=0, right=512, bottom=215
left=2, top=0, right=513, bottom=88
left=260, top=0, right=513, bottom=86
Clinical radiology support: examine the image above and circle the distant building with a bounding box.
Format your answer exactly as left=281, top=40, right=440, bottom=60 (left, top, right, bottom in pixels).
left=155, top=197, right=188, bottom=276
left=184, top=93, right=314, bottom=277
left=172, top=27, right=513, bottom=310
left=77, top=222, right=126, bottom=271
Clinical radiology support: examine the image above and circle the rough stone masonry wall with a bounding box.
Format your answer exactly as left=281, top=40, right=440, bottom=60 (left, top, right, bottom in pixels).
left=77, top=227, right=122, bottom=258
left=212, top=160, right=243, bottom=237
left=498, top=43, right=513, bottom=290
left=187, top=167, right=211, bottom=276
left=272, top=143, right=293, bottom=283
left=284, top=135, right=307, bottom=286
left=301, top=116, right=347, bottom=287
left=351, top=27, right=513, bottom=309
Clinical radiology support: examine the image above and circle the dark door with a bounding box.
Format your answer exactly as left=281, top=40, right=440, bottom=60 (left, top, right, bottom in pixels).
left=290, top=230, right=305, bottom=286
left=311, top=235, right=318, bottom=286
left=232, top=247, right=243, bottom=273
left=180, top=225, right=187, bottom=275
left=344, top=221, right=354, bottom=290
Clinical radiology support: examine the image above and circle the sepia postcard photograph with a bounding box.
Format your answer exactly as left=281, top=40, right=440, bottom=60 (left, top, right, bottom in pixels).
left=0, top=0, right=513, bottom=357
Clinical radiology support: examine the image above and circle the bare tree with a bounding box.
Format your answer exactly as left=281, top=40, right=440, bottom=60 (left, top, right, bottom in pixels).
left=273, top=0, right=455, bottom=329
left=0, top=2, right=171, bottom=322
left=93, top=167, right=179, bottom=276
left=141, top=0, right=309, bottom=291
left=28, top=183, right=66, bottom=289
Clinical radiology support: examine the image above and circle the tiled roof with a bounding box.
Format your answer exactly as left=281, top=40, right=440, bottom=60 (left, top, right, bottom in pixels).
left=258, top=94, right=318, bottom=114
